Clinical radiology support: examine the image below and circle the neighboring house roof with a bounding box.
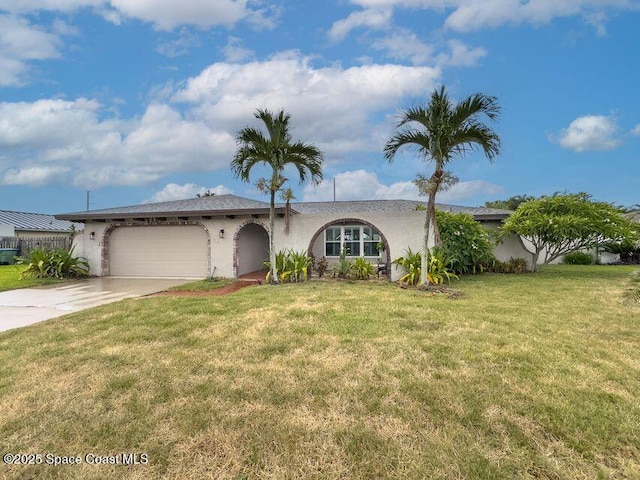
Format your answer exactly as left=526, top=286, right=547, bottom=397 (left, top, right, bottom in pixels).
left=56, top=194, right=511, bottom=222
left=56, top=194, right=286, bottom=221
left=0, top=210, right=81, bottom=233
left=294, top=200, right=511, bottom=220
left=624, top=211, right=640, bottom=223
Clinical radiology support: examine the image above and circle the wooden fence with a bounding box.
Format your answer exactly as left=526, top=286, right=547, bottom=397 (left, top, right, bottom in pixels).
left=0, top=236, right=72, bottom=255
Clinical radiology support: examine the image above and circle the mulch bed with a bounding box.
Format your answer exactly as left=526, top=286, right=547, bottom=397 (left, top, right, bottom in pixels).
left=152, top=280, right=261, bottom=297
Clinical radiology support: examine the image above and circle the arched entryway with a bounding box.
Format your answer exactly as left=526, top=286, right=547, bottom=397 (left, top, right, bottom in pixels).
left=234, top=220, right=269, bottom=277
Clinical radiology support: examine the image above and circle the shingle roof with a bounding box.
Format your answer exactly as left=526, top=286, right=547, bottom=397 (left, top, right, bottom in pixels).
left=0, top=210, right=82, bottom=233
left=56, top=195, right=512, bottom=222
left=293, top=200, right=512, bottom=220
left=56, top=194, right=283, bottom=221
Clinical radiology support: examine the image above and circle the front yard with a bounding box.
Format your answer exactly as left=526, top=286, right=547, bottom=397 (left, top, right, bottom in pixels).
left=0, top=265, right=638, bottom=479
left=0, top=265, right=67, bottom=292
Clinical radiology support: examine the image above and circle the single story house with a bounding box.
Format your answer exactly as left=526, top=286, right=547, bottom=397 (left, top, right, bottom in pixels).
left=56, top=194, right=529, bottom=281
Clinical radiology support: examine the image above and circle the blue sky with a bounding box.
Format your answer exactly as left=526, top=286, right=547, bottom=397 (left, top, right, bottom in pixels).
left=1, top=0, right=639, bottom=215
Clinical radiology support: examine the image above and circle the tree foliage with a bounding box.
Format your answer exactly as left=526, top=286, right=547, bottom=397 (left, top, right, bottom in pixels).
left=501, top=193, right=637, bottom=271
left=484, top=195, right=534, bottom=211
left=435, top=210, right=495, bottom=274
left=231, top=109, right=323, bottom=284
left=384, top=86, right=500, bottom=284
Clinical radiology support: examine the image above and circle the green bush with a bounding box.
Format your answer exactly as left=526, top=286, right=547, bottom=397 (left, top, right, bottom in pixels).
left=353, top=257, right=375, bottom=280
left=393, top=247, right=457, bottom=285
left=264, top=249, right=311, bottom=282
left=333, top=248, right=353, bottom=279
left=16, top=248, right=89, bottom=279
left=491, top=257, right=529, bottom=273
left=436, top=210, right=496, bottom=274
left=563, top=251, right=594, bottom=265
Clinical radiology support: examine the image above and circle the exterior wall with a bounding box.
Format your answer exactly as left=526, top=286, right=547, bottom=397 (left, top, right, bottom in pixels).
left=277, top=211, right=426, bottom=281
left=0, top=224, right=15, bottom=236
left=482, top=220, right=535, bottom=269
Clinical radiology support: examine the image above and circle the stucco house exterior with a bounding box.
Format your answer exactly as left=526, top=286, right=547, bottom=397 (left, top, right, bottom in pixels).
left=56, top=194, right=528, bottom=281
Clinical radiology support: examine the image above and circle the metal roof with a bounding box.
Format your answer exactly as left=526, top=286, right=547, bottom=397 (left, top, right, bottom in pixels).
left=0, top=210, right=82, bottom=233
left=56, top=195, right=512, bottom=222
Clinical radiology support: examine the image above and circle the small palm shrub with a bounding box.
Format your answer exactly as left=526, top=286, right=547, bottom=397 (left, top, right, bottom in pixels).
left=436, top=210, right=496, bottom=274
left=393, top=248, right=457, bottom=285
left=393, top=247, right=422, bottom=285
left=264, top=249, right=311, bottom=283
left=563, top=251, right=594, bottom=265
left=333, top=248, right=353, bottom=279
left=353, top=257, right=375, bottom=280
left=16, top=248, right=90, bottom=279
left=491, top=257, right=529, bottom=273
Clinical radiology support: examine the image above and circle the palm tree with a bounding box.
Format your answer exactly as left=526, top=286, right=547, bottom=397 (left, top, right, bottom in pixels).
left=231, top=109, right=323, bottom=284
left=384, top=86, right=501, bottom=284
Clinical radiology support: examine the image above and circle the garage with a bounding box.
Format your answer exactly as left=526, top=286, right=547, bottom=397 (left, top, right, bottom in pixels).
left=109, top=225, right=209, bottom=278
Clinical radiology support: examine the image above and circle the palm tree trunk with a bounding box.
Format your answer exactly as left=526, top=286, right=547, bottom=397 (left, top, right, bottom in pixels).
left=269, top=189, right=279, bottom=284
left=422, top=189, right=439, bottom=285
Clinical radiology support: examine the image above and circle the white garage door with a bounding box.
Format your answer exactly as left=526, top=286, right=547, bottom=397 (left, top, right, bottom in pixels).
left=109, top=225, right=209, bottom=278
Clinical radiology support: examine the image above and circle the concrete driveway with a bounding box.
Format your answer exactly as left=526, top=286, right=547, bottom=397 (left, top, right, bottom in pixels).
left=0, top=277, right=190, bottom=333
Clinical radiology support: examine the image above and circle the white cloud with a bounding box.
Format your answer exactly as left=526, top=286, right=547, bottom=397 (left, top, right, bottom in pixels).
left=371, top=29, right=434, bottom=65
left=2, top=165, right=69, bottom=186
left=156, top=29, right=201, bottom=57
left=0, top=15, right=63, bottom=86
left=555, top=115, right=622, bottom=152
left=0, top=54, right=440, bottom=189
left=336, top=0, right=638, bottom=36
left=631, top=124, right=640, bottom=136
left=303, top=169, right=503, bottom=203
left=172, top=51, right=441, bottom=154
left=328, top=8, right=392, bottom=42
left=144, top=183, right=233, bottom=203
left=0, top=0, right=276, bottom=31
left=436, top=40, right=486, bottom=68
left=221, top=36, right=254, bottom=62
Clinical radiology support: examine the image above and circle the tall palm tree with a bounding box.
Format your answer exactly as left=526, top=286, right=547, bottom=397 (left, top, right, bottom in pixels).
left=384, top=86, right=501, bottom=284
left=231, top=109, right=323, bottom=284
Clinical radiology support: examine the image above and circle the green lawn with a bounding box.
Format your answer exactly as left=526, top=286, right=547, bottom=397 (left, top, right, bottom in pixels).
left=0, top=265, right=639, bottom=479
left=0, top=265, right=67, bottom=292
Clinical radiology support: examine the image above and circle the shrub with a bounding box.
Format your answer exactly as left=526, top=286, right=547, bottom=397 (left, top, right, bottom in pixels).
left=563, top=251, right=594, bottom=265
left=353, top=257, right=375, bottom=280
left=436, top=210, right=495, bottom=274
left=16, top=248, right=90, bottom=279
left=393, top=247, right=457, bottom=285
left=491, top=257, right=529, bottom=274
left=333, top=248, right=353, bottom=279
left=393, top=247, right=422, bottom=285
left=264, top=249, right=311, bottom=283
left=315, top=256, right=329, bottom=277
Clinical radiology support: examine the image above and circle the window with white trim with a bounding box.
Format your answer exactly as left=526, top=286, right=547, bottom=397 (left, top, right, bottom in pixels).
left=324, top=225, right=382, bottom=257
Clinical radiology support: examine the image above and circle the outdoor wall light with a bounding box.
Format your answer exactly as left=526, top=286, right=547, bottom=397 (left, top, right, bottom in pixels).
left=219, top=229, right=225, bottom=238
left=89, top=232, right=95, bottom=240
